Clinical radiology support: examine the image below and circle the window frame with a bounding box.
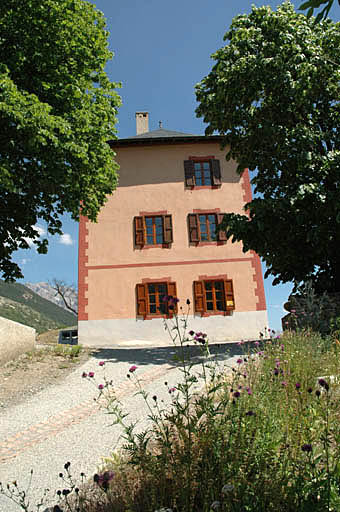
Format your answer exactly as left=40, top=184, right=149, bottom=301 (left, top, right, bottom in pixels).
left=193, top=278, right=235, bottom=317
left=134, top=214, right=173, bottom=248
left=136, top=281, right=177, bottom=319
left=188, top=212, right=227, bottom=245
left=184, top=158, right=222, bottom=189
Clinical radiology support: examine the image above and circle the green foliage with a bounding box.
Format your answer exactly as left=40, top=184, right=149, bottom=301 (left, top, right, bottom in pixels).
left=0, top=279, right=76, bottom=332
left=195, top=2, right=340, bottom=294
left=299, top=0, right=337, bottom=23
left=0, top=0, right=121, bottom=280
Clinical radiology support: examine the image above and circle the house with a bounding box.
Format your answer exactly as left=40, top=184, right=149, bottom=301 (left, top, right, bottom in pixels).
left=78, top=113, right=268, bottom=346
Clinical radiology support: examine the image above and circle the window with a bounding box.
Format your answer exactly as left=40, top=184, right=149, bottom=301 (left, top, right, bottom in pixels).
left=193, top=279, right=235, bottom=315
left=188, top=213, right=227, bottom=243
left=184, top=159, right=222, bottom=188
left=136, top=282, right=177, bottom=318
left=134, top=215, right=173, bottom=247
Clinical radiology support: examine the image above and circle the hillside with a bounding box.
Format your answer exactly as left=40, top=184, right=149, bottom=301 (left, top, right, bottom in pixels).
left=0, top=280, right=77, bottom=334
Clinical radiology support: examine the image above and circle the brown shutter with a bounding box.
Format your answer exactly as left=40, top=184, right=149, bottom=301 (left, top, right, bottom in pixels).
left=224, top=280, right=235, bottom=311
left=167, top=282, right=178, bottom=313
left=136, top=284, right=148, bottom=316
left=163, top=215, right=173, bottom=243
left=134, top=216, right=145, bottom=246
left=217, top=213, right=227, bottom=241
left=193, top=281, right=205, bottom=313
left=211, top=160, right=222, bottom=186
left=188, top=214, right=199, bottom=242
left=184, top=160, right=195, bottom=187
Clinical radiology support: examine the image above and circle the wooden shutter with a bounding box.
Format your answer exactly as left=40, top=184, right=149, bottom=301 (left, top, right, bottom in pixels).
left=163, top=215, right=173, bottom=243
left=217, top=213, right=227, bottom=241
left=167, top=282, right=178, bottom=313
left=193, top=281, right=205, bottom=313
left=188, top=214, right=199, bottom=242
left=136, top=284, right=148, bottom=316
left=184, top=160, right=195, bottom=187
left=211, top=160, right=222, bottom=186
left=134, top=216, right=145, bottom=246
left=224, top=280, right=235, bottom=311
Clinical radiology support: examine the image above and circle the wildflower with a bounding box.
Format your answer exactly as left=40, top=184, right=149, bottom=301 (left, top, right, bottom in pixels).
left=255, top=341, right=260, bottom=346
left=93, top=471, right=114, bottom=492
left=281, top=381, right=287, bottom=387
left=169, top=387, right=176, bottom=393
left=318, top=378, right=329, bottom=391
left=162, top=295, right=169, bottom=302
left=246, top=387, right=252, bottom=395
left=281, top=344, right=284, bottom=351
left=295, top=382, right=301, bottom=390
left=301, top=444, right=312, bottom=452
left=236, top=358, right=242, bottom=364
left=88, top=372, right=94, bottom=378
left=307, top=387, right=313, bottom=393
left=98, top=384, right=104, bottom=390
left=210, top=501, right=221, bottom=510
left=82, top=372, right=87, bottom=378
left=315, top=390, right=321, bottom=397
left=129, top=365, right=137, bottom=373
left=99, top=361, right=105, bottom=366
left=152, top=395, right=157, bottom=401
left=186, top=298, right=190, bottom=305
left=222, top=483, right=234, bottom=494
left=274, top=369, right=279, bottom=376
left=245, top=410, right=255, bottom=416
left=233, top=391, right=241, bottom=398
left=189, top=330, right=195, bottom=336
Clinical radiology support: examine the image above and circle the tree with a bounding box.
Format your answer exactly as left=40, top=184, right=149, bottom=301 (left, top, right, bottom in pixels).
left=50, top=279, right=78, bottom=316
left=196, top=2, right=340, bottom=294
left=299, top=0, right=338, bottom=22
left=0, top=0, right=121, bottom=280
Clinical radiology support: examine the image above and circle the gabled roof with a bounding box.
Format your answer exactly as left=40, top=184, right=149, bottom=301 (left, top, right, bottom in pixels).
left=131, top=128, right=196, bottom=139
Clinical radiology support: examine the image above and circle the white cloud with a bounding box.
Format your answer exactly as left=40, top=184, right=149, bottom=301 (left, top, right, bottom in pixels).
left=59, top=233, right=74, bottom=246
left=23, top=225, right=46, bottom=247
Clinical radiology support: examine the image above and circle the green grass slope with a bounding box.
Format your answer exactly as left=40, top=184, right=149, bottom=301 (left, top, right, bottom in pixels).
left=0, top=280, right=77, bottom=334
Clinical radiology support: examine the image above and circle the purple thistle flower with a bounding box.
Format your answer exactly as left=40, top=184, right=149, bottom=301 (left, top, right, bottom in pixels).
left=315, top=390, right=321, bottom=397
left=82, top=372, right=87, bottom=378
left=247, top=388, right=252, bottom=395
left=98, top=384, right=104, bottom=390
left=255, top=341, right=260, bottom=346
left=307, top=387, right=313, bottom=393
left=129, top=365, right=137, bottom=373
left=236, top=358, right=243, bottom=364
left=189, top=330, right=195, bottom=336
left=295, top=382, right=301, bottom=390
left=88, top=372, right=94, bottom=378
left=169, top=387, right=176, bottom=393
left=301, top=444, right=312, bottom=452
left=245, top=410, right=255, bottom=416
left=233, top=391, right=241, bottom=398
left=318, top=378, right=329, bottom=391
left=281, top=381, right=287, bottom=387
left=274, top=369, right=279, bottom=376
left=99, top=361, right=105, bottom=366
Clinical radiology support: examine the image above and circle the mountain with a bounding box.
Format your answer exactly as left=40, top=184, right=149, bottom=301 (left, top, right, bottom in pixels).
left=24, top=281, right=78, bottom=312
left=0, top=280, right=77, bottom=334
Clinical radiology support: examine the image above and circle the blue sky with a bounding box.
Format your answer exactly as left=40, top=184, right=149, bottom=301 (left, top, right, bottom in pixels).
left=12, top=0, right=340, bottom=332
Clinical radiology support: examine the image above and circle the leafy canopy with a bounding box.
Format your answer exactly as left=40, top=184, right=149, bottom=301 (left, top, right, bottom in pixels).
left=0, top=0, right=121, bottom=280
left=196, top=2, right=340, bottom=293
left=299, top=0, right=338, bottom=23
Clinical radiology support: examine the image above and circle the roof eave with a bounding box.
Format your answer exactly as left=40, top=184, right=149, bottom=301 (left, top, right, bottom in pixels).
left=108, top=134, right=225, bottom=148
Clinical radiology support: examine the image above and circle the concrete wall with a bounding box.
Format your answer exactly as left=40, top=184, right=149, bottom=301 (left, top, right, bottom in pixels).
left=0, top=316, right=36, bottom=365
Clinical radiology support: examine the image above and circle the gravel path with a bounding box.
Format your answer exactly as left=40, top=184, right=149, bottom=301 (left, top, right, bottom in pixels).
left=0, top=342, right=244, bottom=512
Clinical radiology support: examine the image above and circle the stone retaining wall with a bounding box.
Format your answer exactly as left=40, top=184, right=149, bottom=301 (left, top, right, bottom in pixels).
left=0, top=316, right=36, bottom=365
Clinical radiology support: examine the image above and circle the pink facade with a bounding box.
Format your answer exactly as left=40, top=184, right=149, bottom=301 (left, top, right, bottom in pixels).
left=78, top=126, right=268, bottom=346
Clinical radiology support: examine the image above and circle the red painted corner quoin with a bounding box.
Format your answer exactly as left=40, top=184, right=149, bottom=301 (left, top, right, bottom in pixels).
left=78, top=214, right=88, bottom=321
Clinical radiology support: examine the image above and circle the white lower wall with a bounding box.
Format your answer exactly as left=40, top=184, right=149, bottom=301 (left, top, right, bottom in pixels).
left=78, top=310, right=268, bottom=347
left=0, top=316, right=36, bottom=365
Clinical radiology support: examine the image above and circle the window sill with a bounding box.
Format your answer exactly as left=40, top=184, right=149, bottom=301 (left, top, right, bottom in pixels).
left=191, top=241, right=226, bottom=247
left=198, top=310, right=234, bottom=317
left=138, top=313, right=175, bottom=320
left=136, top=243, right=171, bottom=250
left=186, top=185, right=221, bottom=190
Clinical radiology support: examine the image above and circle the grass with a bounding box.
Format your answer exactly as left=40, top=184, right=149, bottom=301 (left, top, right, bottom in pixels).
left=2, top=302, right=340, bottom=511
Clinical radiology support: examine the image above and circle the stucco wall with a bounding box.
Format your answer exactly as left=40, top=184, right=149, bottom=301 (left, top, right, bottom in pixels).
left=0, top=316, right=36, bottom=365
left=78, top=139, right=267, bottom=344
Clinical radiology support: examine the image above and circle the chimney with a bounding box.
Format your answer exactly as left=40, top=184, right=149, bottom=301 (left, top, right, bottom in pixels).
left=135, top=112, right=149, bottom=135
